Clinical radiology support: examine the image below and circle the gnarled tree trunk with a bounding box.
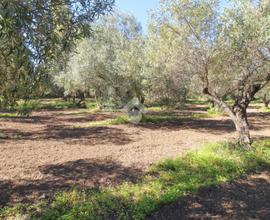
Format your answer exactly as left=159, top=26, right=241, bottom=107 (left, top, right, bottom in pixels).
left=231, top=106, right=252, bottom=150
left=203, top=88, right=253, bottom=150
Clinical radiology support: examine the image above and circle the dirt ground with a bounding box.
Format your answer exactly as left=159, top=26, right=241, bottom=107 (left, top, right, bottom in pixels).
left=0, top=104, right=270, bottom=207
left=149, top=170, right=270, bottom=220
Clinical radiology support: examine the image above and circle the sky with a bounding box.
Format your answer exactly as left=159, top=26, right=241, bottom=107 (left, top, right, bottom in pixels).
left=115, top=0, right=228, bottom=33
left=115, top=0, right=159, bottom=33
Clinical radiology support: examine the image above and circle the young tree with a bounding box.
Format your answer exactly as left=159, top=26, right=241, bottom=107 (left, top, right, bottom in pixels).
left=157, top=0, right=270, bottom=149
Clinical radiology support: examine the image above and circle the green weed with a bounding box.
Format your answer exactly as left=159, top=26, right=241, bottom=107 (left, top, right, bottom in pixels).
left=2, top=139, right=270, bottom=219
left=141, top=114, right=180, bottom=123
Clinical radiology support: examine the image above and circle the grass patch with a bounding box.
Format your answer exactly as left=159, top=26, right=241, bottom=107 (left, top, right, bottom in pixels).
left=262, top=107, right=270, bottom=113
left=186, top=99, right=208, bottom=105
left=2, top=139, right=270, bottom=220
left=0, top=112, right=18, bottom=118
left=251, top=98, right=264, bottom=104
left=145, top=106, right=165, bottom=111
left=79, top=115, right=130, bottom=127
left=1, top=99, right=99, bottom=117
left=36, top=99, right=80, bottom=110
left=191, top=106, right=226, bottom=119
left=25, top=99, right=98, bottom=111
left=55, top=108, right=102, bottom=116
left=206, top=106, right=225, bottom=116
left=191, top=113, right=213, bottom=119
left=110, top=115, right=130, bottom=125
left=79, top=114, right=180, bottom=128
left=141, top=114, right=180, bottom=124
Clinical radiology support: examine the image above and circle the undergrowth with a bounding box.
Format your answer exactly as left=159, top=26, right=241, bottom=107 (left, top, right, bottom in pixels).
left=80, top=115, right=130, bottom=127
left=141, top=114, right=180, bottom=123
left=1, top=139, right=270, bottom=220
left=192, top=106, right=226, bottom=119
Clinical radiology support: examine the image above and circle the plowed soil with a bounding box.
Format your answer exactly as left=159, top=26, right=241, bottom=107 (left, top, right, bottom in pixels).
left=0, top=104, right=269, bottom=208
left=150, top=170, right=270, bottom=220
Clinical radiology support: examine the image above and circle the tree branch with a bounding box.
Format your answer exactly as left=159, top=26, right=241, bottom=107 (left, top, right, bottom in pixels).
left=203, top=87, right=235, bottom=119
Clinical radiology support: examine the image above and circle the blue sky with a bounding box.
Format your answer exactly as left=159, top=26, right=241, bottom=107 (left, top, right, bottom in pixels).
left=115, top=0, right=228, bottom=33
left=115, top=0, right=159, bottom=33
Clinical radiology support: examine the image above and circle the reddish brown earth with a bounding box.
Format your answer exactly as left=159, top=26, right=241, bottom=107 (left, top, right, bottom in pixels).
left=150, top=170, right=270, bottom=220
left=0, top=105, right=269, bottom=208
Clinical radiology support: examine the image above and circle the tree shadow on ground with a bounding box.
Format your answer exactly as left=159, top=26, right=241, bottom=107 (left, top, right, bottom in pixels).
left=0, top=159, right=142, bottom=207
left=136, top=111, right=270, bottom=135
left=36, top=125, right=133, bottom=145
left=0, top=112, right=114, bottom=125
left=0, top=126, right=133, bottom=145
left=136, top=118, right=236, bottom=135
left=248, top=112, right=270, bottom=130
left=1, top=108, right=269, bottom=143
left=150, top=170, right=270, bottom=220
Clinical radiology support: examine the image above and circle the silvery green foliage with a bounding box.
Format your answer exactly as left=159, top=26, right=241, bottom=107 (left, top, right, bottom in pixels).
left=54, top=12, right=145, bottom=107
left=152, top=0, right=270, bottom=148
left=155, top=0, right=270, bottom=100
left=144, top=13, right=192, bottom=105
left=0, top=0, right=114, bottom=107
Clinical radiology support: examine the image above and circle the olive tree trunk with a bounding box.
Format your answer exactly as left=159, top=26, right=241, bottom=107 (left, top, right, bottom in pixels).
left=203, top=88, right=252, bottom=150
left=231, top=106, right=252, bottom=150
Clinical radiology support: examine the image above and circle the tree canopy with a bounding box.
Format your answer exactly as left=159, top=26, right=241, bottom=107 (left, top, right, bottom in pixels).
left=53, top=12, right=144, bottom=107
left=0, top=0, right=114, bottom=107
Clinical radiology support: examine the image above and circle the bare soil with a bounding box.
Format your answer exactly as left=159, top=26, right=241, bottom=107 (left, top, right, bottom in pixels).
left=150, top=170, right=270, bottom=220
left=0, top=105, right=269, bottom=207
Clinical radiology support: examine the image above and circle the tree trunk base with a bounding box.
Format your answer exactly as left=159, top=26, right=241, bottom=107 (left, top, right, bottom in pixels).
left=237, top=133, right=253, bottom=151
left=238, top=141, right=253, bottom=151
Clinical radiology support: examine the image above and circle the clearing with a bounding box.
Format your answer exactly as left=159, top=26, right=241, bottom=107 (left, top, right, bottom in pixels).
left=0, top=103, right=269, bottom=208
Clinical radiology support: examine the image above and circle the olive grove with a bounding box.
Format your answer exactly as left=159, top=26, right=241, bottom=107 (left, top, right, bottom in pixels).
left=151, top=0, right=270, bottom=149
left=1, top=0, right=270, bottom=150
left=0, top=0, right=114, bottom=107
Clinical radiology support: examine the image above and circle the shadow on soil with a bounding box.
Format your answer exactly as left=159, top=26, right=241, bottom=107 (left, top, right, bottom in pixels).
left=0, top=159, right=142, bottom=207
left=1, top=107, right=269, bottom=141
left=150, top=170, right=270, bottom=220
left=137, top=118, right=236, bottom=134
left=0, top=126, right=133, bottom=145
left=137, top=111, right=270, bottom=135
left=0, top=112, right=113, bottom=125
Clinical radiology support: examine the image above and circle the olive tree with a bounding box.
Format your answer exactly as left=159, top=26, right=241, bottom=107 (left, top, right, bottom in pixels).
left=143, top=15, right=191, bottom=106
left=54, top=12, right=144, bottom=107
left=158, top=0, right=270, bottom=149
left=0, top=0, right=114, bottom=107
